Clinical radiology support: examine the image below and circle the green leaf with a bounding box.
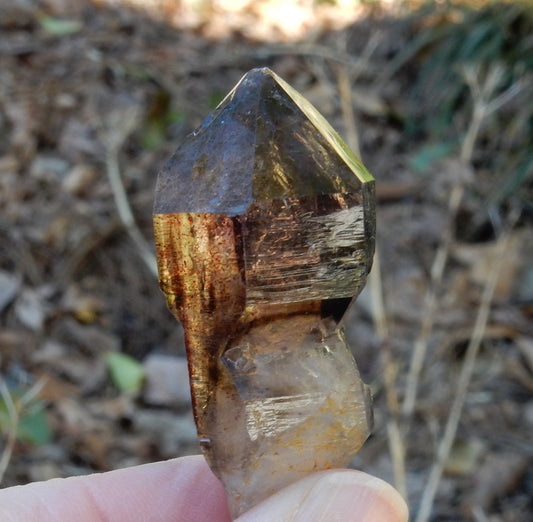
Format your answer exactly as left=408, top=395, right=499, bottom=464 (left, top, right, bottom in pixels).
left=37, top=15, right=82, bottom=36
left=106, top=352, right=145, bottom=395
left=0, top=393, right=51, bottom=445
left=18, top=404, right=51, bottom=445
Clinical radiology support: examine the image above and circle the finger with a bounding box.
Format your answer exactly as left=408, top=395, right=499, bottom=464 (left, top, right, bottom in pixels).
left=236, top=469, right=409, bottom=522
left=0, top=455, right=231, bottom=522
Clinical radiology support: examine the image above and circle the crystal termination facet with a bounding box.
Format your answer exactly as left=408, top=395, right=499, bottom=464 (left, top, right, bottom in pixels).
left=153, top=67, right=375, bottom=518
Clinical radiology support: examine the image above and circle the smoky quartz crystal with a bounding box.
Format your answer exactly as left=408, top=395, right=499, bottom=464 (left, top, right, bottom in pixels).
left=153, top=67, right=375, bottom=518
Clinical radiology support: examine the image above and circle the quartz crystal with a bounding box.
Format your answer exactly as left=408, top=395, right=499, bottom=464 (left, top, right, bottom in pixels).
left=153, top=67, right=375, bottom=518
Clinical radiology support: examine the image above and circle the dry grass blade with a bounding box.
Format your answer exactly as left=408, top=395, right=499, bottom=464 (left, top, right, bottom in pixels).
left=371, top=249, right=407, bottom=498
left=401, top=63, right=522, bottom=420
left=334, top=44, right=407, bottom=497
left=19, top=378, right=47, bottom=408
left=415, top=212, right=519, bottom=522
left=105, top=147, right=158, bottom=278
left=0, top=377, right=19, bottom=486
left=0, top=376, right=48, bottom=486
left=337, top=65, right=361, bottom=158
left=100, top=106, right=158, bottom=278
left=401, top=181, right=463, bottom=418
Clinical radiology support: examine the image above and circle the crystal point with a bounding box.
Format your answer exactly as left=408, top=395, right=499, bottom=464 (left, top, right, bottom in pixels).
left=154, top=67, right=375, bottom=518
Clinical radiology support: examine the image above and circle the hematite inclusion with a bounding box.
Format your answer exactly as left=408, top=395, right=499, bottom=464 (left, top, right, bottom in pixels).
left=153, top=67, right=375, bottom=518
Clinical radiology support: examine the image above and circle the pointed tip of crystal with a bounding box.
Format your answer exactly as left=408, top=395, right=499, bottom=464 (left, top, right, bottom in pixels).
left=154, top=67, right=373, bottom=216
left=233, top=67, right=281, bottom=89
left=240, top=66, right=275, bottom=81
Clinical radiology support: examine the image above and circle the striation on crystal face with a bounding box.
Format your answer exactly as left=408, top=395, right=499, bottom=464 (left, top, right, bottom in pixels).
left=153, top=67, right=375, bottom=518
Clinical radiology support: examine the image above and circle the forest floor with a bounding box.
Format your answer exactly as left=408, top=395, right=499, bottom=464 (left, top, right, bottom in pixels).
left=1, top=0, right=532, bottom=520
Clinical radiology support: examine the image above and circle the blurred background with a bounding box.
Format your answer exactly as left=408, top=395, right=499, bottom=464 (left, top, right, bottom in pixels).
left=0, top=0, right=532, bottom=520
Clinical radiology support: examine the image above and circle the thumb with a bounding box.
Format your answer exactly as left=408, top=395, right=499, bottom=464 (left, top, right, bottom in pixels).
left=236, top=470, right=408, bottom=522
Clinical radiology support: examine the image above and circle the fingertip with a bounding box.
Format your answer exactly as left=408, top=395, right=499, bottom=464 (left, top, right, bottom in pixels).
left=344, top=472, right=409, bottom=522
left=237, top=470, right=408, bottom=522
left=0, top=455, right=232, bottom=522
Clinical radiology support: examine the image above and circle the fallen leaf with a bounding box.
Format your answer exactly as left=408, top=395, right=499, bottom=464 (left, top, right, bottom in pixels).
left=106, top=352, right=145, bottom=395
left=37, top=15, right=82, bottom=36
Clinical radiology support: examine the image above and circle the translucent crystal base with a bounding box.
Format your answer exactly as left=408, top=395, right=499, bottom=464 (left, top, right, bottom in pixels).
left=212, top=314, right=372, bottom=516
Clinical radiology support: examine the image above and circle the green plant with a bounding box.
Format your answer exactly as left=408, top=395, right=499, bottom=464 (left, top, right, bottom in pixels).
left=404, top=2, right=533, bottom=206
left=0, top=378, right=51, bottom=484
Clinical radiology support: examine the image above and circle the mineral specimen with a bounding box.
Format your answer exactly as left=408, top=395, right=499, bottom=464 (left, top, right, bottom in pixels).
left=153, top=67, right=375, bottom=518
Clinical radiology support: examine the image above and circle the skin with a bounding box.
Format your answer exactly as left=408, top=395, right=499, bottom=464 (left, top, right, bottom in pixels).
left=0, top=455, right=408, bottom=522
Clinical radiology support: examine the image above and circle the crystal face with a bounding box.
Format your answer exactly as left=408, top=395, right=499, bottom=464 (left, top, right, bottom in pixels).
left=153, top=67, right=375, bottom=518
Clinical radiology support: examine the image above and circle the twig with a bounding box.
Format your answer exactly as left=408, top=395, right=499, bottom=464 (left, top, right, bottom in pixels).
left=334, top=32, right=382, bottom=158
left=370, top=248, right=407, bottom=498
left=487, top=79, right=527, bottom=114
left=369, top=247, right=388, bottom=342
left=401, top=64, right=520, bottom=419
left=408, top=64, right=525, bottom=520
left=337, top=65, right=361, bottom=158
left=334, top=43, right=407, bottom=498
left=20, top=378, right=47, bottom=408
left=105, top=147, right=158, bottom=277
left=100, top=106, right=158, bottom=278
left=386, top=416, right=407, bottom=498
left=0, top=376, right=48, bottom=485
left=415, top=213, right=518, bottom=522
left=401, top=181, right=463, bottom=418
left=0, top=377, right=19, bottom=485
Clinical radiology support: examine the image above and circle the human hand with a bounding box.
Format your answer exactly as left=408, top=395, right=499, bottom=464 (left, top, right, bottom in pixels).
left=0, top=455, right=408, bottom=521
